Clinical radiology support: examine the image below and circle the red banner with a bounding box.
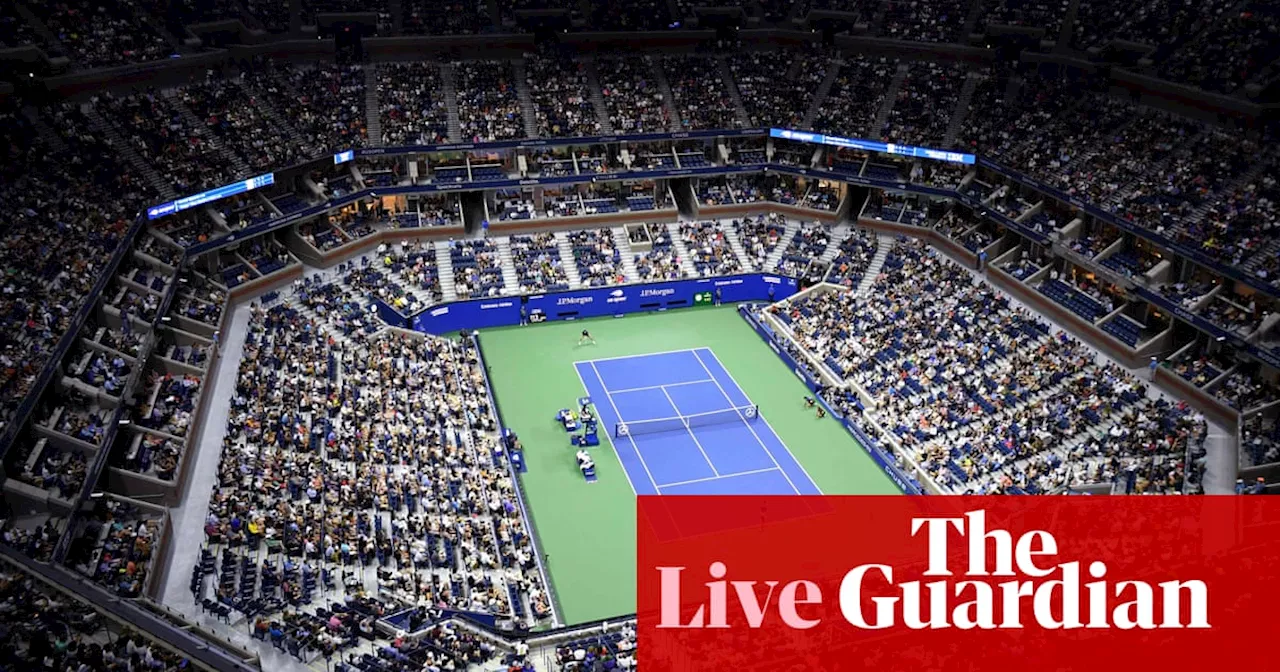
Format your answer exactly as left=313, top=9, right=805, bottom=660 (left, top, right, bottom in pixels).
left=638, top=496, right=1280, bottom=671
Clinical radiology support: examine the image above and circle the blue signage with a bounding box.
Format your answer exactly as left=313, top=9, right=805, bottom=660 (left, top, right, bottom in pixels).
left=770, top=128, right=976, bottom=165
left=334, top=150, right=355, bottom=165
left=147, top=173, right=275, bottom=220
left=410, top=274, right=798, bottom=334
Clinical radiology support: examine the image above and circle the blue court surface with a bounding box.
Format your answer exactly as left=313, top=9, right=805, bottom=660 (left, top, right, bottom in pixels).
left=574, top=348, right=822, bottom=496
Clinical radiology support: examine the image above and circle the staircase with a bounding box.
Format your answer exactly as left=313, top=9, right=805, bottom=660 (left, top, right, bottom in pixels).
left=1244, top=237, right=1280, bottom=273
left=81, top=104, right=177, bottom=200
left=240, top=79, right=308, bottom=152
left=1055, top=0, right=1084, bottom=48
left=435, top=240, right=458, bottom=301
left=1186, top=152, right=1272, bottom=226
left=721, top=221, right=754, bottom=270
left=800, top=59, right=842, bottom=129
left=584, top=58, right=614, bottom=134
left=855, top=234, right=895, bottom=294
left=440, top=63, right=464, bottom=143
left=871, top=64, right=909, bottom=136
left=716, top=55, right=752, bottom=128
left=612, top=225, right=641, bottom=281
left=511, top=58, right=541, bottom=139
left=764, top=220, right=800, bottom=270
left=820, top=223, right=852, bottom=264
left=962, top=0, right=984, bottom=37
left=942, top=71, right=981, bottom=148
left=1105, top=127, right=1205, bottom=210
left=494, top=236, right=522, bottom=293
left=667, top=227, right=701, bottom=277
left=23, top=106, right=67, bottom=153
left=163, top=89, right=250, bottom=177
left=650, top=57, right=684, bottom=132
left=365, top=65, right=383, bottom=146
left=12, top=3, right=60, bottom=54
left=554, top=231, right=584, bottom=288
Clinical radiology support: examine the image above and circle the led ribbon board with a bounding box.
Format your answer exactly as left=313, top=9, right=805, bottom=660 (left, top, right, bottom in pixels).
left=770, top=128, right=975, bottom=165
left=147, top=173, right=276, bottom=220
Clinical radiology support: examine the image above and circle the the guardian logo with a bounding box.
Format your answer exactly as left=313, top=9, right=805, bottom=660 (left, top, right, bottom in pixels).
left=656, top=510, right=1209, bottom=631
left=607, top=289, right=628, bottom=304
left=429, top=307, right=450, bottom=317
left=481, top=301, right=513, bottom=310
left=558, top=296, right=593, bottom=306
left=640, top=288, right=677, bottom=298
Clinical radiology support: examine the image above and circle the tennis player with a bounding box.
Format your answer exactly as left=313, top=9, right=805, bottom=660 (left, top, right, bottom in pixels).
left=578, top=329, right=596, bottom=345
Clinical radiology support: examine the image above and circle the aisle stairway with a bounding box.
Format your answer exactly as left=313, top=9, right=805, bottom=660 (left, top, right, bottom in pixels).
left=942, top=71, right=981, bottom=148
left=81, top=104, right=177, bottom=200
left=512, top=58, right=540, bottom=139
left=164, top=89, right=250, bottom=177
left=650, top=57, right=684, bottom=132
left=764, top=219, right=801, bottom=270
left=667, top=226, right=701, bottom=277
left=716, top=55, right=751, bottom=128
left=435, top=240, right=458, bottom=301
left=554, top=231, right=584, bottom=288
left=800, top=58, right=842, bottom=129
left=820, top=223, right=852, bottom=264
left=612, top=225, right=641, bottom=281
left=584, top=58, right=614, bottom=134
left=440, top=63, right=464, bottom=143
left=365, top=65, right=383, bottom=146
left=856, top=233, right=895, bottom=294
left=494, top=236, right=522, bottom=293
left=871, top=64, right=909, bottom=135
left=722, top=220, right=754, bottom=270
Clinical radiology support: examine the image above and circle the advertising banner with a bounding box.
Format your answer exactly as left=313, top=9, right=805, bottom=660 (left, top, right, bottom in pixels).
left=411, top=274, right=799, bottom=334
left=639, top=496, right=1280, bottom=671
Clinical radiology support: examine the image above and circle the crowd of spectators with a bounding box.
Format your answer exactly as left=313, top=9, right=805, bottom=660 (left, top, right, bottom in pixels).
left=0, top=5, right=38, bottom=48
left=1069, top=0, right=1235, bottom=56
left=456, top=60, right=524, bottom=142
left=735, top=213, right=787, bottom=270
left=632, top=224, right=685, bottom=280
left=0, top=569, right=193, bottom=671
left=568, top=228, right=626, bottom=286
left=880, top=0, right=968, bottom=43
left=954, top=70, right=1080, bottom=158
left=598, top=57, right=672, bottom=133
left=1156, top=0, right=1280, bottom=94
left=92, top=91, right=235, bottom=195
left=813, top=56, right=898, bottom=138
left=776, top=221, right=830, bottom=278
left=64, top=498, right=162, bottom=598
left=203, top=296, right=551, bottom=638
left=728, top=51, right=829, bottom=128
left=663, top=55, right=742, bottom=130
left=29, top=0, right=173, bottom=68
left=403, top=0, right=489, bottom=34
left=451, top=239, right=506, bottom=298
left=0, top=104, right=150, bottom=431
left=181, top=74, right=312, bottom=172
left=379, top=62, right=451, bottom=146
left=882, top=63, right=966, bottom=147
left=526, top=53, right=602, bottom=137
left=270, top=62, right=368, bottom=153
left=679, top=220, right=743, bottom=277
left=977, top=0, right=1069, bottom=38
left=828, top=228, right=878, bottom=288
left=776, top=238, right=1206, bottom=494
left=1214, top=370, right=1279, bottom=411
left=510, top=233, right=569, bottom=291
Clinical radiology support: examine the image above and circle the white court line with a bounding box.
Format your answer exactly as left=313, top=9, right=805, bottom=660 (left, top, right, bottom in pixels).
left=657, top=467, right=780, bottom=490
left=587, top=360, right=664, bottom=495
left=691, top=348, right=802, bottom=495
left=572, top=348, right=698, bottom=366
left=697, top=347, right=825, bottom=495
left=608, top=379, right=716, bottom=395
left=573, top=364, right=641, bottom=495
left=659, top=384, right=720, bottom=477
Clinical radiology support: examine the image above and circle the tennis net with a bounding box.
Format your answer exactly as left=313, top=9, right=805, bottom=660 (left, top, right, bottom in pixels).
left=614, top=404, right=759, bottom=438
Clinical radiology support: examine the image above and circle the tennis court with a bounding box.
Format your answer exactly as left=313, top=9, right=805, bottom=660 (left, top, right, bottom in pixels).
left=575, top=348, right=822, bottom=496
